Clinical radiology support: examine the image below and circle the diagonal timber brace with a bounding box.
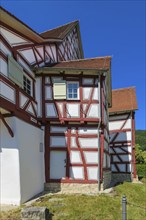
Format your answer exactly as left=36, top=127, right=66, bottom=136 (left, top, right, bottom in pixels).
left=0, top=113, right=14, bottom=137
left=110, top=113, right=130, bottom=144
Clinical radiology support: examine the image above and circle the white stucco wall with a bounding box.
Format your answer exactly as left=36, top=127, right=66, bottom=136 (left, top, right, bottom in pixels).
left=0, top=117, right=45, bottom=205
left=0, top=117, right=21, bottom=205
left=17, top=119, right=45, bottom=203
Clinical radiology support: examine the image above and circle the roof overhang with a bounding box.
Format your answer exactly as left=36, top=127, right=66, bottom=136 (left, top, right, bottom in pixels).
left=109, top=109, right=138, bottom=115
left=0, top=7, right=62, bottom=43
left=33, top=66, right=112, bottom=106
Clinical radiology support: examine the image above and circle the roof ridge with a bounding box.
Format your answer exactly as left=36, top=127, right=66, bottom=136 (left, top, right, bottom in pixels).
left=56, top=56, right=112, bottom=63
left=40, top=20, right=79, bottom=35
left=112, top=87, right=136, bottom=91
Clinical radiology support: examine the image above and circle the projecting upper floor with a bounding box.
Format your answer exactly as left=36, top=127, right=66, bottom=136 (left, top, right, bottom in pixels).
left=0, top=52, right=112, bottom=126
left=0, top=6, right=111, bottom=126
left=34, top=57, right=112, bottom=125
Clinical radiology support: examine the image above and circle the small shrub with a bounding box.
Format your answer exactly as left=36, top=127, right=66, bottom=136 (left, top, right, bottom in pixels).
left=136, top=164, right=146, bottom=178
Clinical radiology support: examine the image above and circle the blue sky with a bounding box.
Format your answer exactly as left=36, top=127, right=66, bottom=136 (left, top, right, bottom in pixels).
left=1, top=0, right=146, bottom=129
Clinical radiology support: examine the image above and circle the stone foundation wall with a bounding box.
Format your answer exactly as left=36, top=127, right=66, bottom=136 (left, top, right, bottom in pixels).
left=103, top=171, right=112, bottom=189
left=45, top=183, right=99, bottom=194
left=111, top=173, right=132, bottom=185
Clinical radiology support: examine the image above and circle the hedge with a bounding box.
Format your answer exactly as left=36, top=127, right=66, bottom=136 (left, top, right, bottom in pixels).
left=136, top=164, right=146, bottom=178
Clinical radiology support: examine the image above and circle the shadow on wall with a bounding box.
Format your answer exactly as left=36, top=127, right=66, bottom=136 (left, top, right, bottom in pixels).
left=110, top=131, right=132, bottom=173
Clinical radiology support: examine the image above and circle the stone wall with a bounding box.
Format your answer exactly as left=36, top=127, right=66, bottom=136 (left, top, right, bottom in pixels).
left=111, top=173, right=132, bottom=186
left=45, top=183, right=99, bottom=194
left=103, top=171, right=112, bottom=189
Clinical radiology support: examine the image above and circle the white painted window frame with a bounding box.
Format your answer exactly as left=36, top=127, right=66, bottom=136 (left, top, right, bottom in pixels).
left=67, top=81, right=79, bottom=100
left=23, top=74, right=33, bottom=97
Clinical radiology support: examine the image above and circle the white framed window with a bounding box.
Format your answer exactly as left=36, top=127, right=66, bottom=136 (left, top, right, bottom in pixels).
left=67, top=82, right=79, bottom=100
left=23, top=75, right=32, bottom=96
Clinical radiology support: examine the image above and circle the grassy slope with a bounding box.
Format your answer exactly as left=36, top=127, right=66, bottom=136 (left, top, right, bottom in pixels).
left=1, top=179, right=146, bottom=220
left=136, top=130, right=146, bottom=151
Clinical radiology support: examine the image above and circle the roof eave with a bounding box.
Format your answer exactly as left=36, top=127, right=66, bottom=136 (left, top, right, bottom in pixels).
left=109, top=108, right=138, bottom=115
left=0, top=7, right=62, bottom=43
left=33, top=66, right=109, bottom=75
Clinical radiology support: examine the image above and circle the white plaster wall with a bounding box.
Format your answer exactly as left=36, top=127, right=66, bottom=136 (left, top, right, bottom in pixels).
left=0, top=41, right=12, bottom=56
left=109, top=118, right=131, bottom=131
left=66, top=103, right=80, bottom=118
left=45, top=86, right=52, bottom=100
left=79, top=137, right=98, bottom=148
left=46, top=103, right=57, bottom=117
left=0, top=58, right=8, bottom=77
left=16, top=118, right=45, bottom=204
left=87, top=104, right=99, bottom=118
left=0, top=117, right=21, bottom=205
left=50, top=136, right=67, bottom=147
left=0, top=117, right=45, bottom=205
left=70, top=151, right=82, bottom=163
left=0, top=27, right=28, bottom=46
left=70, top=167, right=84, bottom=179
left=0, top=81, right=15, bottom=104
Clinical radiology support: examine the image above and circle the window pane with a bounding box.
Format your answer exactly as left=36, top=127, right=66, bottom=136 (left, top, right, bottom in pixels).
left=27, top=85, right=30, bottom=90
left=69, top=94, right=72, bottom=98
left=68, top=89, right=72, bottom=93
left=27, top=79, right=30, bottom=84
left=73, top=84, right=77, bottom=88
left=23, top=75, right=31, bottom=96
left=68, top=84, right=72, bottom=88
left=67, top=83, right=78, bottom=99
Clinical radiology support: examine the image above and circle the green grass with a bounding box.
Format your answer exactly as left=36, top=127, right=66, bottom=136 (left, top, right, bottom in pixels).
left=1, top=180, right=146, bottom=220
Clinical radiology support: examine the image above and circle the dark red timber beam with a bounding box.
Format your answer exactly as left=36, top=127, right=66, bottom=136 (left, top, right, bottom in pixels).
left=110, top=113, right=131, bottom=144
left=0, top=113, right=14, bottom=137
left=132, top=111, right=137, bottom=178
left=45, top=123, right=50, bottom=182
left=76, top=128, right=88, bottom=181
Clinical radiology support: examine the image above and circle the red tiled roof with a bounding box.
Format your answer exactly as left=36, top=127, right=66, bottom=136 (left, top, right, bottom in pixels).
left=52, top=56, right=111, bottom=70
left=109, top=87, right=138, bottom=113
left=40, top=21, right=78, bottom=39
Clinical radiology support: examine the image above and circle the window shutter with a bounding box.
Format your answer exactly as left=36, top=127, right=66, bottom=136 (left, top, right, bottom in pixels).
left=53, top=80, right=66, bottom=99
left=8, top=55, right=23, bottom=87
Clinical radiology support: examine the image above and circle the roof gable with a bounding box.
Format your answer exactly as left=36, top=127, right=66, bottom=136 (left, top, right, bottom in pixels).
left=40, top=21, right=78, bottom=39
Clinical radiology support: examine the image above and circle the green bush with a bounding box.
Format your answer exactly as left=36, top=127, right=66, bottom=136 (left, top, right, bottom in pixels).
left=136, top=164, right=146, bottom=177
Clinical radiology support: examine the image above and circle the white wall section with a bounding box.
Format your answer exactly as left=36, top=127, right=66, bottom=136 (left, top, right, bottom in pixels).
left=0, top=117, right=44, bottom=205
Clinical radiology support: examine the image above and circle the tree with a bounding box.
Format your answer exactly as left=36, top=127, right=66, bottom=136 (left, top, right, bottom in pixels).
left=135, top=144, right=145, bottom=164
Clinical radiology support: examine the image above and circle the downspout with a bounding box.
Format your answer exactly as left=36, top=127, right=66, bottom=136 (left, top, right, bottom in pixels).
left=97, top=74, right=101, bottom=192
left=130, top=111, right=133, bottom=179
left=131, top=110, right=136, bottom=179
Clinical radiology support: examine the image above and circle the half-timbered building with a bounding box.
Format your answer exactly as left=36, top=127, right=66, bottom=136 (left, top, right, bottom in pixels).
left=0, top=7, right=137, bottom=205
left=109, top=87, right=138, bottom=185
left=34, top=57, right=112, bottom=194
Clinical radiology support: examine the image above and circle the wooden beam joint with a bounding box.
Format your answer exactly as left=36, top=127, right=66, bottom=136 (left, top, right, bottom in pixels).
left=0, top=113, right=14, bottom=137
